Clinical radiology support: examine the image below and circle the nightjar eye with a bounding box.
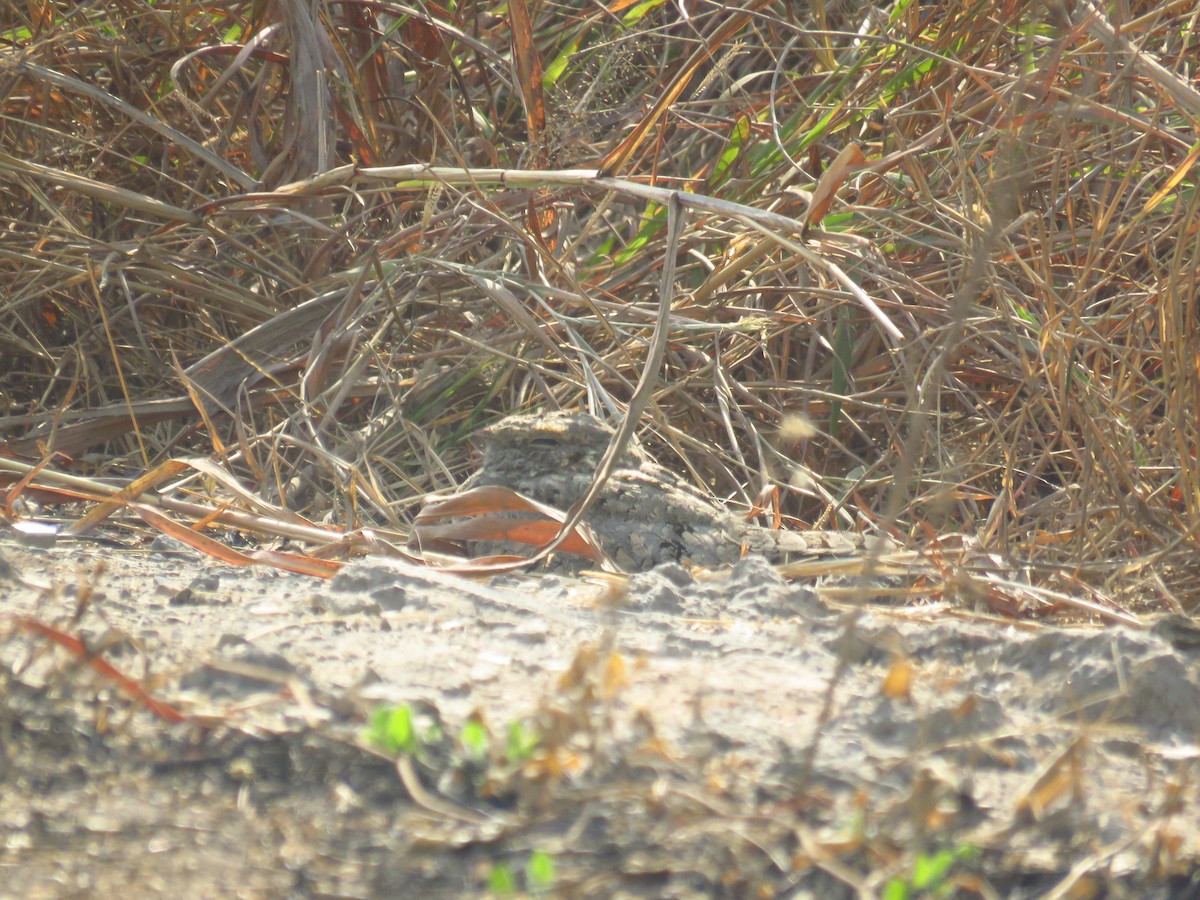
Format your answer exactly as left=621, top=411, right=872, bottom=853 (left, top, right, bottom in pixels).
left=529, top=437, right=560, bottom=447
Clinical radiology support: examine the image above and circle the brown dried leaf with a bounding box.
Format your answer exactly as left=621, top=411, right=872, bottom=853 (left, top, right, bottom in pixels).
left=804, top=143, right=866, bottom=235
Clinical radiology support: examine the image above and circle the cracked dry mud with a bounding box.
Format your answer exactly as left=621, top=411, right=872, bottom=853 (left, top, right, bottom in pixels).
left=4, top=538, right=1200, bottom=897
left=465, top=410, right=884, bottom=571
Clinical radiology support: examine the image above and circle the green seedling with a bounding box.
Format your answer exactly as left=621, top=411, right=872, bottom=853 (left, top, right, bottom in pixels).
left=505, top=719, right=540, bottom=763
left=488, top=862, right=517, bottom=895
left=364, top=704, right=442, bottom=756
left=882, top=844, right=978, bottom=899
left=487, top=849, right=556, bottom=895
left=459, top=718, right=490, bottom=764
left=526, top=849, right=556, bottom=891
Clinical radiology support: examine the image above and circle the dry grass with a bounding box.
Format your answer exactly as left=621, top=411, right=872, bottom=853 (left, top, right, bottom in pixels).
left=1, top=0, right=1197, bottom=609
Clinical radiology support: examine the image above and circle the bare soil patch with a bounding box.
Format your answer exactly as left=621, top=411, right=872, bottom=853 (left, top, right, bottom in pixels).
left=4, top=539, right=1200, bottom=897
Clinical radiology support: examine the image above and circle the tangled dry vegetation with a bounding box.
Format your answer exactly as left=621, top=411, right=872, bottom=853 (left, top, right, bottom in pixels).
left=0, top=0, right=1197, bottom=608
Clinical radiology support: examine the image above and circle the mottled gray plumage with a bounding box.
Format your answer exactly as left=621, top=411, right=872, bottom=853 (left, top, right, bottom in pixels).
left=466, top=411, right=865, bottom=572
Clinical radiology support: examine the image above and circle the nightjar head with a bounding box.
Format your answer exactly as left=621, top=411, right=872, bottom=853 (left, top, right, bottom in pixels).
left=473, top=410, right=651, bottom=485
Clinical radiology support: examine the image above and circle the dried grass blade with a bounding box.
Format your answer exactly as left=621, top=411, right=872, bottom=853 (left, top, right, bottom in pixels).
left=0, top=401, right=197, bottom=459
left=0, top=456, right=346, bottom=551
left=173, top=353, right=227, bottom=457
left=467, top=275, right=564, bottom=356
left=736, top=213, right=904, bottom=344
left=130, top=502, right=261, bottom=566
left=1077, top=0, right=1200, bottom=117
left=245, top=550, right=343, bottom=578
left=1142, top=139, right=1200, bottom=214
left=804, top=143, right=867, bottom=235
left=12, top=61, right=255, bottom=189
left=63, top=460, right=189, bottom=536
left=0, top=150, right=199, bottom=224
left=413, top=486, right=613, bottom=567
left=415, top=485, right=569, bottom=519
left=418, top=515, right=605, bottom=561
left=180, top=457, right=321, bottom=527
left=184, top=292, right=346, bottom=403
left=11, top=616, right=189, bottom=724
left=599, top=0, right=772, bottom=176
left=974, top=574, right=1143, bottom=628
left=2, top=450, right=74, bottom=517
left=508, top=0, right=546, bottom=144
left=135, top=502, right=343, bottom=577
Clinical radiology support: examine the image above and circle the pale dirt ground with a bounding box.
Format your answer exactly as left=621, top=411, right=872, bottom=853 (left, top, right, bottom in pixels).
left=3, top=536, right=1200, bottom=898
